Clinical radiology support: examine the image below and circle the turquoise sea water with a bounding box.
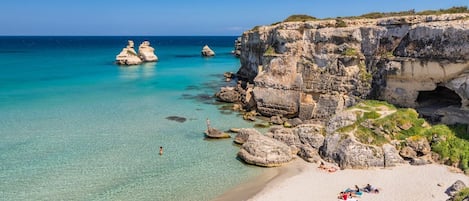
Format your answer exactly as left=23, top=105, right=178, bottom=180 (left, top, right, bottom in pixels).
left=0, top=36, right=263, bottom=201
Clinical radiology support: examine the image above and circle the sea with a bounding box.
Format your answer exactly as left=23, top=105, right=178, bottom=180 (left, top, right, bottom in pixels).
left=0, top=36, right=264, bottom=201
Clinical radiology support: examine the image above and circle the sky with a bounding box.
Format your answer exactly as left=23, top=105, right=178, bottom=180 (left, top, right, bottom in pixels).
left=1, top=0, right=468, bottom=36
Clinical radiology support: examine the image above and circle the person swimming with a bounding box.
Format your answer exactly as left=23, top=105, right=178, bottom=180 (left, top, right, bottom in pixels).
left=159, top=146, right=163, bottom=155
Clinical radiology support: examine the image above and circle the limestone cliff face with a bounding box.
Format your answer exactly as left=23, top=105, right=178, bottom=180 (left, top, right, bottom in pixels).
left=236, top=14, right=469, bottom=124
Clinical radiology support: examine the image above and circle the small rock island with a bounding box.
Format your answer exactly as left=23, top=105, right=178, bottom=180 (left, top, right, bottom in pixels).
left=201, top=45, right=215, bottom=57
left=116, top=40, right=158, bottom=65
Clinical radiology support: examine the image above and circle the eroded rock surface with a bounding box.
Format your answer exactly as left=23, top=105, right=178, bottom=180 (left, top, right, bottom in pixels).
left=237, top=132, right=293, bottom=167
left=201, top=45, right=215, bottom=57
left=116, top=40, right=158, bottom=65
left=116, top=40, right=142, bottom=65
left=138, top=41, right=158, bottom=62
left=235, top=14, right=469, bottom=124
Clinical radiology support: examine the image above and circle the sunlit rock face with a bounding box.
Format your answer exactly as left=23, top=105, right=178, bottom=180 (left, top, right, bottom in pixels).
left=138, top=41, right=158, bottom=62
left=116, top=40, right=142, bottom=65
left=236, top=14, right=469, bottom=124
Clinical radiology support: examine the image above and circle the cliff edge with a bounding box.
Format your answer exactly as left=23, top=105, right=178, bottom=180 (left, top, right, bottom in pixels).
left=235, top=14, right=469, bottom=125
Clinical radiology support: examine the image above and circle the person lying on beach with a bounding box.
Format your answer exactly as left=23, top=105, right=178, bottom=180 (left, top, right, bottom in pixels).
left=355, top=185, right=360, bottom=192
left=343, top=188, right=361, bottom=198
left=338, top=192, right=360, bottom=201
left=364, top=184, right=380, bottom=193
left=318, top=161, right=338, bottom=173
left=338, top=192, right=348, bottom=200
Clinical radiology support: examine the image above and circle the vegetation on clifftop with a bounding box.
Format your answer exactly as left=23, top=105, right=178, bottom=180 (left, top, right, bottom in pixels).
left=283, top=14, right=317, bottom=22
left=253, top=6, right=469, bottom=32
left=348, top=6, right=469, bottom=19
left=276, top=6, right=469, bottom=25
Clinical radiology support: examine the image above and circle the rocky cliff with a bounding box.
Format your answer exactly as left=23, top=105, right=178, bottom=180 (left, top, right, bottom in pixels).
left=235, top=14, right=469, bottom=124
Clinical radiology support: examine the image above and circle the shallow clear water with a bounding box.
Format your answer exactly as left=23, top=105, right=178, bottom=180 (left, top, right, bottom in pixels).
left=0, top=36, right=263, bottom=201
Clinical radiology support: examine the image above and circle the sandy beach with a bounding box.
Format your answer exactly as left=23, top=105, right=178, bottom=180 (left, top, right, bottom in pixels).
left=249, top=160, right=469, bottom=201
left=221, top=159, right=469, bottom=201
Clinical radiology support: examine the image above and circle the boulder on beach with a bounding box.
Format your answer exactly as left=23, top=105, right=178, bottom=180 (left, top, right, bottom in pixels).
left=138, top=41, right=158, bottom=62
left=234, top=128, right=261, bottom=144
left=201, top=45, right=215, bottom=57
left=237, top=132, right=294, bottom=167
left=446, top=180, right=467, bottom=197
left=115, top=40, right=143, bottom=65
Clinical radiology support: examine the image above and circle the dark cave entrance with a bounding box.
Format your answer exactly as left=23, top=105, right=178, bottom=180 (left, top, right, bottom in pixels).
left=416, top=86, right=462, bottom=123
left=417, top=86, right=462, bottom=108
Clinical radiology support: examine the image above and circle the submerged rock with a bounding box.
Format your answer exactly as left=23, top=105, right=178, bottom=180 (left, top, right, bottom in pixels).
left=165, top=116, right=187, bottom=123
left=201, top=45, right=215, bottom=57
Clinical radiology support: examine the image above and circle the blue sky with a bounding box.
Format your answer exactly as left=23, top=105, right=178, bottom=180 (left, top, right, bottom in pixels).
left=1, top=0, right=468, bottom=36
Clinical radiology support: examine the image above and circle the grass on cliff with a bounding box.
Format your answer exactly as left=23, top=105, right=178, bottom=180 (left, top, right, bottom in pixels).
left=417, top=6, right=469, bottom=15
left=342, top=48, right=358, bottom=57
left=283, top=14, right=317, bottom=22
left=357, top=6, right=469, bottom=19
left=338, top=100, right=469, bottom=172
left=252, top=6, right=468, bottom=33
left=452, top=187, right=469, bottom=201
left=427, top=124, right=469, bottom=171
left=264, top=46, right=276, bottom=56
left=335, top=19, right=347, bottom=27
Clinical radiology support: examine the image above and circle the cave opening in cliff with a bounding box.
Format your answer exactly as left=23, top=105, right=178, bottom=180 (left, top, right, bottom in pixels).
left=416, top=86, right=462, bottom=108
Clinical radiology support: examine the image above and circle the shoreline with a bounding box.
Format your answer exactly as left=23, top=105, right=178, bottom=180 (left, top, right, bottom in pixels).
left=217, top=159, right=469, bottom=201
left=212, top=158, right=307, bottom=201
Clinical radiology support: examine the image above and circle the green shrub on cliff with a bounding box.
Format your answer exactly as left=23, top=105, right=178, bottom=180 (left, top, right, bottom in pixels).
left=452, top=187, right=469, bottom=201
left=359, top=9, right=416, bottom=19
left=417, top=6, right=469, bottom=15
left=335, top=19, right=347, bottom=27
left=264, top=46, right=276, bottom=56
left=343, top=48, right=358, bottom=56
left=348, top=6, right=468, bottom=20
left=337, top=100, right=469, bottom=171
left=352, top=100, right=396, bottom=111
left=358, top=62, right=372, bottom=85
left=283, top=14, right=317, bottom=22
left=425, top=124, right=469, bottom=171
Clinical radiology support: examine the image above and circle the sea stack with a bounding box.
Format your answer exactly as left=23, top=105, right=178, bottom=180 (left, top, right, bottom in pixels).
left=201, top=45, right=215, bottom=57
left=138, top=41, right=158, bottom=62
left=115, top=40, right=143, bottom=65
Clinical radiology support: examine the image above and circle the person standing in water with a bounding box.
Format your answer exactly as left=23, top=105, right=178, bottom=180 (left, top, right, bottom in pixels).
left=206, top=118, right=211, bottom=130
left=159, top=146, right=163, bottom=155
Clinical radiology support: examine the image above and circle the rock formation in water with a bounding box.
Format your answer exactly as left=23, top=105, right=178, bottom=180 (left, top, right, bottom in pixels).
left=116, top=40, right=158, bottom=65
left=231, top=13, right=469, bottom=125
left=232, top=37, right=242, bottom=57
left=201, top=45, right=215, bottom=57
left=205, top=127, right=231, bottom=138
left=138, top=41, right=158, bottom=62
left=116, top=40, right=143, bottom=65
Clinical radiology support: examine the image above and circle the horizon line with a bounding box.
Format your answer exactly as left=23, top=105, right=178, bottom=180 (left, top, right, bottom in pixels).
left=0, top=35, right=241, bottom=37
